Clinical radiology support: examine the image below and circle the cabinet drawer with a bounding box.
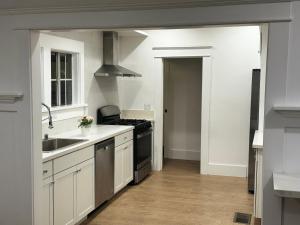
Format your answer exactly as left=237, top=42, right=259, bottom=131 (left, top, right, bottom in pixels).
left=54, top=146, right=94, bottom=174
left=43, top=161, right=53, bottom=179
left=115, top=140, right=133, bottom=152
left=115, top=131, right=133, bottom=147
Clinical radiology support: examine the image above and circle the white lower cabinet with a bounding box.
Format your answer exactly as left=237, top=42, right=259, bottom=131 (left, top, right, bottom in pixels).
left=254, top=149, right=263, bottom=219
left=114, top=140, right=133, bottom=194
left=43, top=146, right=95, bottom=225
left=42, top=177, right=54, bottom=225
left=114, top=146, right=124, bottom=193
left=123, top=141, right=133, bottom=184
left=76, top=159, right=95, bottom=222
left=54, top=166, right=77, bottom=225
left=53, top=159, right=95, bottom=225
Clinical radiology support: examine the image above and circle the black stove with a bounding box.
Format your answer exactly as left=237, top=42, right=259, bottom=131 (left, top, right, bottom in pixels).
left=102, top=118, right=150, bottom=127
left=97, top=105, right=152, bottom=184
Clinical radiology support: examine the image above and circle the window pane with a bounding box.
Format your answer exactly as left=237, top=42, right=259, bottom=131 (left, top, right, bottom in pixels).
left=51, top=52, right=57, bottom=79
left=66, top=54, right=72, bottom=79
left=60, top=81, right=66, bottom=106
left=51, top=81, right=57, bottom=107
left=66, top=81, right=72, bottom=105
left=60, top=54, right=66, bottom=79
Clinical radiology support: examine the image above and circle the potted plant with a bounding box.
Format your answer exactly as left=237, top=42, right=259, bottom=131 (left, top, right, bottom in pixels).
left=78, top=116, right=94, bottom=136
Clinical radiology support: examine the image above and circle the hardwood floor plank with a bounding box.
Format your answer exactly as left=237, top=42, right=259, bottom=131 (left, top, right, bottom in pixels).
left=83, top=159, right=254, bottom=225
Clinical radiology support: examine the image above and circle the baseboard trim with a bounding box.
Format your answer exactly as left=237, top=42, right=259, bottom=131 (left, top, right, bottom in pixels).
left=208, top=162, right=247, bottom=177
left=165, top=148, right=200, bottom=161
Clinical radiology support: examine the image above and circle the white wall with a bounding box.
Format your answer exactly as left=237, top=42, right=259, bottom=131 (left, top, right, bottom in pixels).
left=42, top=31, right=119, bottom=135
left=164, top=58, right=202, bottom=161
left=0, top=27, right=34, bottom=225
left=277, top=2, right=300, bottom=224
left=119, top=26, right=261, bottom=177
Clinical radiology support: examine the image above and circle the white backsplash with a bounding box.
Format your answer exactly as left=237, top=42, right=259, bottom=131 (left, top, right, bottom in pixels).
left=121, top=110, right=154, bottom=121
left=42, top=117, right=81, bottom=137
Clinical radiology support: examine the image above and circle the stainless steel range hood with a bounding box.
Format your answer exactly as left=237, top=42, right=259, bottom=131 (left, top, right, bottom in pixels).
left=95, top=31, right=141, bottom=77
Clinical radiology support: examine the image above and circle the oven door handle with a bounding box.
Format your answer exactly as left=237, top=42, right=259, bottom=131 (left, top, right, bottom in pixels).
left=137, top=129, right=153, bottom=139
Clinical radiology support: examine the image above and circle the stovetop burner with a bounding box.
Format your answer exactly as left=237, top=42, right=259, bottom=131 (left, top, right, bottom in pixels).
left=97, top=105, right=152, bottom=130
left=102, top=119, right=150, bottom=127
left=118, top=119, right=148, bottom=126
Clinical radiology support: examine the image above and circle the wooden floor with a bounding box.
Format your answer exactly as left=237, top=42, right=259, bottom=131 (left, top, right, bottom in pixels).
left=83, top=159, right=254, bottom=225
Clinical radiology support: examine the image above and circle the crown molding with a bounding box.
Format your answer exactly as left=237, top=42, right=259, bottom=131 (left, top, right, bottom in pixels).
left=0, top=0, right=291, bottom=15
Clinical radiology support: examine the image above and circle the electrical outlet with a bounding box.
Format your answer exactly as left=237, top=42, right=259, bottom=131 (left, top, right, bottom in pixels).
left=144, top=104, right=151, bottom=111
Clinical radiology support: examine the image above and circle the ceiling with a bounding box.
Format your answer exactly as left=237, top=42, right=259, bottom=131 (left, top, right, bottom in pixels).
left=0, top=0, right=293, bottom=14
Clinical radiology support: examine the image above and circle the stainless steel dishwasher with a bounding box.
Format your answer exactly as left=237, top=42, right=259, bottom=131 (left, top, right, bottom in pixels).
left=95, top=138, right=115, bottom=208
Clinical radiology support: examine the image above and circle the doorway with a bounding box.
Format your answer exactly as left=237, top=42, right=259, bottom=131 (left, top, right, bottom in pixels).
left=163, top=58, right=203, bottom=171
left=30, top=25, right=267, bottom=225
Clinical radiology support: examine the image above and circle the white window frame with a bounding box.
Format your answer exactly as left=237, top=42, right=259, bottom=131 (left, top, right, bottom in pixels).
left=39, top=33, right=86, bottom=122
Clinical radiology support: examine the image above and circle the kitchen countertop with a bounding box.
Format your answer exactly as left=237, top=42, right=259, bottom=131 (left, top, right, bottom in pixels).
left=273, top=172, right=300, bottom=198
left=43, top=125, right=134, bottom=162
left=252, top=130, right=264, bottom=150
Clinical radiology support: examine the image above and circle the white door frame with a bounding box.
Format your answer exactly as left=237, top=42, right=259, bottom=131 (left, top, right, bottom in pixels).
left=152, top=46, right=213, bottom=174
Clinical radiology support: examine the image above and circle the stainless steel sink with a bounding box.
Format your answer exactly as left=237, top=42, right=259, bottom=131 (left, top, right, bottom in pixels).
left=43, top=138, right=86, bottom=152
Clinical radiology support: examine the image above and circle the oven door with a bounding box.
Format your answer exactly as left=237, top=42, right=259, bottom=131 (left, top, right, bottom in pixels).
left=135, top=129, right=152, bottom=169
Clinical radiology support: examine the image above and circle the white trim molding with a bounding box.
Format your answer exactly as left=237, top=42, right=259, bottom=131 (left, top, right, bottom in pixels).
left=42, top=104, right=87, bottom=123
left=39, top=33, right=85, bottom=108
left=208, top=163, right=248, bottom=177
left=0, top=92, right=23, bottom=103
left=153, top=46, right=213, bottom=50
left=152, top=46, right=213, bottom=173
left=165, top=148, right=200, bottom=161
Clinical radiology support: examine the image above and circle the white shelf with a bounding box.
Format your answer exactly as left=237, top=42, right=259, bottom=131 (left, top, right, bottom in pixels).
left=0, top=92, right=23, bottom=103
left=273, top=105, right=300, bottom=117
left=273, top=172, right=300, bottom=198
left=252, top=130, right=263, bottom=149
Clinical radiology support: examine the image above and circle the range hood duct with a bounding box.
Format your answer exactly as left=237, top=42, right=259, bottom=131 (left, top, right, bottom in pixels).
left=94, top=31, right=141, bottom=77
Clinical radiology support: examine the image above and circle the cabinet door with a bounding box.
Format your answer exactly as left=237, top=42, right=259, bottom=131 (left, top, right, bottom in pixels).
left=42, top=177, right=53, bottom=225
left=76, top=159, right=95, bottom=221
left=123, top=141, right=134, bottom=184
left=54, top=167, right=76, bottom=225
left=114, top=146, right=124, bottom=194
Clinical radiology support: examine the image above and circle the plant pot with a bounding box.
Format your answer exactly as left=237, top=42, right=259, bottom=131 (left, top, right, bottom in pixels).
left=81, top=126, right=92, bottom=136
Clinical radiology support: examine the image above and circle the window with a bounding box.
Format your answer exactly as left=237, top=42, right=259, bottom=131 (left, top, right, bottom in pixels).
left=51, top=52, right=73, bottom=107
left=40, top=33, right=85, bottom=122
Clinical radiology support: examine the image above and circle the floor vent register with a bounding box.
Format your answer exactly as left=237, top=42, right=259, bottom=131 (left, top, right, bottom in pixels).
left=233, top=212, right=252, bottom=224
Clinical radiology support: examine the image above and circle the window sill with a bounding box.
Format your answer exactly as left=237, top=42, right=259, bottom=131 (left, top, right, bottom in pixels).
left=42, top=104, right=88, bottom=123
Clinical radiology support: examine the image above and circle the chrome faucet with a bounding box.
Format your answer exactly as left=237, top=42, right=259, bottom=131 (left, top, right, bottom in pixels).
left=42, top=103, right=54, bottom=129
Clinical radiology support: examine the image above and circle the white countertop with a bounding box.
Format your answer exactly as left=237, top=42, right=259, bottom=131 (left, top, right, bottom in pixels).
left=273, top=172, right=300, bottom=198
left=252, top=130, right=264, bottom=149
left=43, top=125, right=134, bottom=162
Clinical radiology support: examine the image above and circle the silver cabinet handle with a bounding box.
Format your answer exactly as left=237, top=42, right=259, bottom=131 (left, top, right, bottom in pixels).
left=43, top=170, right=48, bottom=174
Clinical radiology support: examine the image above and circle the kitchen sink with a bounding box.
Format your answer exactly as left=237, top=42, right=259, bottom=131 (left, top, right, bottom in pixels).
left=43, top=138, right=87, bottom=152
